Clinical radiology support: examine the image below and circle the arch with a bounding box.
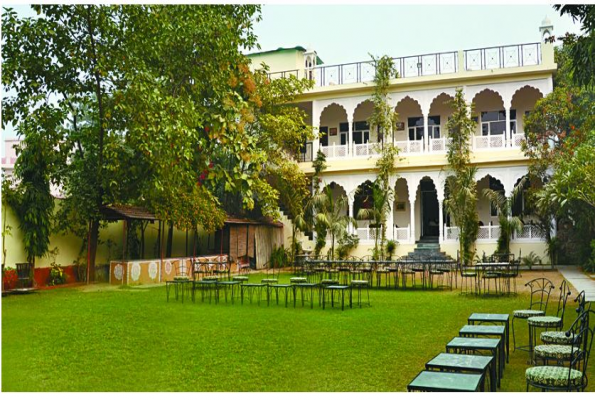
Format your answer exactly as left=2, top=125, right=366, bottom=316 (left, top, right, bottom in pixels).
left=394, top=95, right=423, bottom=114
left=319, top=103, right=348, bottom=126
left=471, top=88, right=505, bottom=110
left=353, top=99, right=374, bottom=122
left=320, top=182, right=348, bottom=216
left=353, top=180, right=375, bottom=222
left=428, top=92, right=455, bottom=115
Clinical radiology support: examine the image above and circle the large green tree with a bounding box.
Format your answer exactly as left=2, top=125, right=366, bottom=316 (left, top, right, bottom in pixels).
left=2, top=5, right=264, bottom=278
left=444, top=88, right=479, bottom=265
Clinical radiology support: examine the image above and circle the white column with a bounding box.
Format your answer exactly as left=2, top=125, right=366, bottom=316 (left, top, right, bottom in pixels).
left=438, top=199, right=444, bottom=244
left=409, top=197, right=416, bottom=244
left=387, top=202, right=395, bottom=241
left=348, top=197, right=355, bottom=234
left=313, top=125, right=320, bottom=156
left=505, top=107, right=511, bottom=147
left=348, top=117, right=353, bottom=156
left=423, top=113, right=429, bottom=153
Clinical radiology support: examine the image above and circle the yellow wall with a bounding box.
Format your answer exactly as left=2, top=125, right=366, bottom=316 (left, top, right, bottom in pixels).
left=249, top=49, right=303, bottom=74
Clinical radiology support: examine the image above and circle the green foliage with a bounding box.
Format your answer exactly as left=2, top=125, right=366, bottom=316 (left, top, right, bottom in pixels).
left=524, top=40, right=595, bottom=267
left=48, top=247, right=66, bottom=286
left=336, top=233, right=360, bottom=260
left=367, top=55, right=399, bottom=143
left=444, top=88, right=478, bottom=265
left=357, top=182, right=393, bottom=260
left=311, top=151, right=328, bottom=257
left=385, top=240, right=397, bottom=260
left=553, top=5, right=595, bottom=88
left=268, top=246, right=288, bottom=270
left=585, top=240, right=595, bottom=272
left=521, top=251, right=542, bottom=270
left=314, top=186, right=356, bottom=260
left=483, top=178, right=525, bottom=254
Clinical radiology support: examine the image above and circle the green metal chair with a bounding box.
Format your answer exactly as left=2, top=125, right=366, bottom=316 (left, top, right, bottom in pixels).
left=526, top=309, right=594, bottom=392
left=512, top=277, right=555, bottom=352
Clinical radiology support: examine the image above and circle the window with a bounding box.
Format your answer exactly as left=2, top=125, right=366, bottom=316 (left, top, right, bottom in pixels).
left=408, top=117, right=423, bottom=141
left=408, top=116, right=440, bottom=140
left=352, top=121, right=370, bottom=144
left=481, top=110, right=516, bottom=136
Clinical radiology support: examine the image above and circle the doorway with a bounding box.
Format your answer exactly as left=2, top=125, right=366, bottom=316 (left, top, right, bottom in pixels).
left=420, top=178, right=439, bottom=239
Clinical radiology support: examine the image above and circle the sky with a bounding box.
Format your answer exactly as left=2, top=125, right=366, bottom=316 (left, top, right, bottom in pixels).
left=252, top=4, right=583, bottom=65
left=1, top=3, right=584, bottom=144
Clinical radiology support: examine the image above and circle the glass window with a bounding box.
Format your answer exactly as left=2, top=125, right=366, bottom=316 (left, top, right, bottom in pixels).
left=339, top=122, right=349, bottom=132
left=354, top=121, right=369, bottom=131
left=481, top=109, right=516, bottom=136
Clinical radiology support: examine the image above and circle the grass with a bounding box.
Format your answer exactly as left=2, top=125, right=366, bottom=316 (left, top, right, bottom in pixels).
left=2, top=273, right=593, bottom=392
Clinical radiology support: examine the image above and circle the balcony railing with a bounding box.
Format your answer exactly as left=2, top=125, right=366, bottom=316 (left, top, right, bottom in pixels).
left=473, top=135, right=506, bottom=150
left=321, top=143, right=347, bottom=159
left=2, top=139, right=21, bottom=166
left=356, top=223, right=410, bottom=243
left=511, top=132, right=525, bottom=148
left=464, top=42, right=541, bottom=71
left=395, top=140, right=423, bottom=154
left=354, top=142, right=380, bottom=157
left=267, top=43, right=541, bottom=88
left=444, top=224, right=544, bottom=242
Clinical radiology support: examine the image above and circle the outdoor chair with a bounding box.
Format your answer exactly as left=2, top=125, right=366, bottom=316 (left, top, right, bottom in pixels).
left=500, top=259, right=520, bottom=295
left=261, top=261, right=279, bottom=284
left=541, top=291, right=589, bottom=345
left=428, top=258, right=445, bottom=289
left=15, top=262, right=33, bottom=289
left=357, top=255, right=374, bottom=285
left=528, top=280, right=572, bottom=359
left=512, top=277, right=555, bottom=352
left=458, top=261, right=478, bottom=295
left=400, top=256, right=416, bottom=289
left=526, top=309, right=594, bottom=392
left=411, top=257, right=427, bottom=289
left=436, top=258, right=456, bottom=290
left=167, top=262, right=192, bottom=302
left=480, top=255, right=503, bottom=295
left=212, top=256, right=231, bottom=280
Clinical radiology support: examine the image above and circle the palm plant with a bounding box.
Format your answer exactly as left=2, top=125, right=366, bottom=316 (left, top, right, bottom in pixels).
left=356, top=182, right=393, bottom=260
left=313, top=186, right=356, bottom=260
left=445, top=167, right=479, bottom=266
left=483, top=177, right=526, bottom=254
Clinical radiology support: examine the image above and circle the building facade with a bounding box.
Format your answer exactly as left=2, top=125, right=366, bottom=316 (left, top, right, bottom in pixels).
left=250, top=22, right=557, bottom=260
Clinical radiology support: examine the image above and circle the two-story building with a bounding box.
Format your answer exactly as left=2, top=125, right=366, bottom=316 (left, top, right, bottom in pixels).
left=249, top=20, right=556, bottom=260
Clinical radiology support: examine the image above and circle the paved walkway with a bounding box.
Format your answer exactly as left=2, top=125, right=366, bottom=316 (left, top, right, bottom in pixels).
left=558, top=265, right=595, bottom=301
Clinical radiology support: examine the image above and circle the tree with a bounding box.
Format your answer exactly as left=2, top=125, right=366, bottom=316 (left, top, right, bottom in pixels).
left=553, top=5, right=595, bottom=88
left=313, top=186, right=355, bottom=260
left=2, top=5, right=263, bottom=279
left=483, top=179, right=526, bottom=254
left=523, top=41, right=595, bottom=266
left=311, top=150, right=328, bottom=257
left=356, top=182, right=392, bottom=260
left=444, top=88, right=479, bottom=265
left=365, top=54, right=400, bottom=259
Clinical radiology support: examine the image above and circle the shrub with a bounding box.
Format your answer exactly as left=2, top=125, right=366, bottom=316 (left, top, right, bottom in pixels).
left=385, top=240, right=397, bottom=260
left=521, top=251, right=542, bottom=270
left=585, top=240, right=595, bottom=272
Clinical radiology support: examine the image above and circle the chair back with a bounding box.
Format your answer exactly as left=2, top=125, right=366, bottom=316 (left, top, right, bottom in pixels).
left=525, top=278, right=555, bottom=312
left=16, top=262, right=32, bottom=280
left=176, top=261, right=190, bottom=278
left=553, top=280, right=572, bottom=322
left=568, top=309, right=594, bottom=390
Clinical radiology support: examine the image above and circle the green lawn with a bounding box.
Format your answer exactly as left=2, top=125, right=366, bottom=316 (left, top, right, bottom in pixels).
left=2, top=273, right=593, bottom=392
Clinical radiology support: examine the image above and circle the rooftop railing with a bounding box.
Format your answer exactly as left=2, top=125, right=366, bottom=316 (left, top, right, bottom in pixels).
left=464, top=42, right=541, bottom=71
left=266, top=42, right=542, bottom=88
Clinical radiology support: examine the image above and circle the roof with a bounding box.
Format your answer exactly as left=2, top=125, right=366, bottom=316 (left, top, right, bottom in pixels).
left=225, top=216, right=283, bottom=228
left=247, top=46, right=324, bottom=65
left=101, top=205, right=157, bottom=221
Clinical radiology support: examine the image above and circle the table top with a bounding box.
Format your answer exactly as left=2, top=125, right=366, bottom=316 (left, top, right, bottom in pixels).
left=447, top=337, right=501, bottom=349
left=426, top=353, right=493, bottom=370
left=468, top=313, right=510, bottom=322
left=326, top=285, right=350, bottom=289
left=408, top=371, right=482, bottom=392
left=460, top=325, right=506, bottom=335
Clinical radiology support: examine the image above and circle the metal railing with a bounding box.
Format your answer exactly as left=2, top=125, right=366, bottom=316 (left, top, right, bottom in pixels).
left=267, top=69, right=302, bottom=80
left=310, top=51, right=458, bottom=87
left=297, top=142, right=313, bottom=163
left=464, top=42, right=541, bottom=71
left=513, top=224, right=544, bottom=240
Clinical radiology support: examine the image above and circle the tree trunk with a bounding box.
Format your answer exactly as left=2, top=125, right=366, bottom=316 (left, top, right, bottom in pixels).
left=87, top=218, right=100, bottom=282
left=166, top=222, right=174, bottom=258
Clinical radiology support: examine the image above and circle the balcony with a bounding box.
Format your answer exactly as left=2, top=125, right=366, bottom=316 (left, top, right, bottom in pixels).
left=355, top=221, right=410, bottom=243
left=269, top=42, right=542, bottom=88
left=298, top=133, right=526, bottom=162
left=444, top=224, right=544, bottom=243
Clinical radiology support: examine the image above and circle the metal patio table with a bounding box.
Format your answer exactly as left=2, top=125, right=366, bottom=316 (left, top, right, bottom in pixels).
left=407, top=370, right=483, bottom=392
left=166, top=278, right=192, bottom=303
left=468, top=313, right=510, bottom=363
left=446, top=337, right=502, bottom=388
left=459, top=324, right=507, bottom=369
left=425, top=352, right=495, bottom=392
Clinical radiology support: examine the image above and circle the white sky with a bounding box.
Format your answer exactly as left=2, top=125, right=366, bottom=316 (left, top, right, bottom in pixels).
left=0, top=2, right=585, bottom=145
